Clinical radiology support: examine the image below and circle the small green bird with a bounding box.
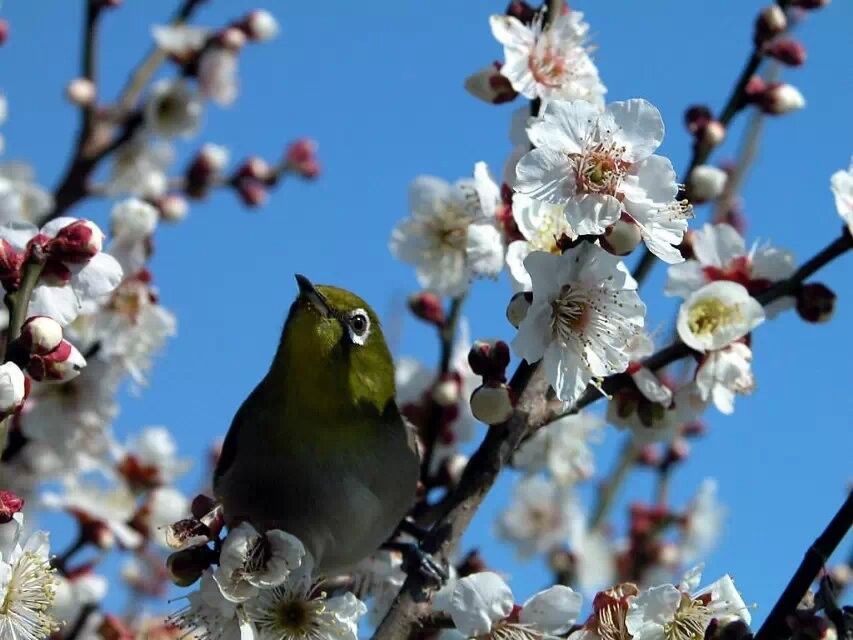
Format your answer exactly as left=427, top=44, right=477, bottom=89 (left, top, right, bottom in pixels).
left=213, top=275, right=420, bottom=574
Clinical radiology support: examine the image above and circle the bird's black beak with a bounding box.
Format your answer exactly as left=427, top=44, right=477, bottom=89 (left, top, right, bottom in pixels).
left=295, top=274, right=332, bottom=318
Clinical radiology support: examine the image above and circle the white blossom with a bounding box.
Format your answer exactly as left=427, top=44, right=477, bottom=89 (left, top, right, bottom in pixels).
left=119, top=425, right=191, bottom=486
left=512, top=244, right=645, bottom=403
left=390, top=163, right=504, bottom=296
left=0, top=163, right=54, bottom=224
left=695, top=342, right=754, bottom=414
left=171, top=570, right=255, bottom=640
left=199, top=47, right=239, bottom=106
left=676, top=281, right=764, bottom=353
left=108, top=137, right=173, bottom=198
left=145, top=78, right=204, bottom=138
left=831, top=160, right=853, bottom=235
left=515, top=99, right=688, bottom=263
left=679, top=480, right=726, bottom=565
left=0, top=361, right=25, bottom=415
left=497, top=475, right=577, bottom=558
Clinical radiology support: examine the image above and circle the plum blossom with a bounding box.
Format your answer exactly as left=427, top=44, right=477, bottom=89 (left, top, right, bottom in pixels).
left=505, top=193, right=574, bottom=291
left=511, top=244, right=645, bottom=403
left=108, top=136, right=173, bottom=198
left=0, top=163, right=53, bottom=224
left=626, top=570, right=750, bottom=640
left=145, top=78, right=204, bottom=139
left=608, top=379, right=708, bottom=445
left=0, top=361, right=25, bottom=417
left=199, top=46, right=240, bottom=106
left=390, top=163, right=504, bottom=296
left=171, top=570, right=255, bottom=640
left=109, top=197, right=159, bottom=275
left=676, top=281, right=764, bottom=353
left=117, top=426, right=191, bottom=489
left=666, top=223, right=795, bottom=317
left=436, top=571, right=582, bottom=639
left=831, top=160, right=853, bottom=235
left=214, top=522, right=305, bottom=603
left=489, top=11, right=605, bottom=107
left=515, top=99, right=690, bottom=263
left=695, top=341, right=754, bottom=415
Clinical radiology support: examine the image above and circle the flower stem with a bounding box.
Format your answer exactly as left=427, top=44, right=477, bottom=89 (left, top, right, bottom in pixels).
left=589, top=439, right=637, bottom=530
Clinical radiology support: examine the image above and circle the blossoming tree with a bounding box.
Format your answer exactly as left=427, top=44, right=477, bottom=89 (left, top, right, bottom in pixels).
left=0, top=1, right=850, bottom=640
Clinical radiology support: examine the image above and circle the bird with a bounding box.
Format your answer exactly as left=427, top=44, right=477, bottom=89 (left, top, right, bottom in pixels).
left=213, top=275, right=421, bottom=575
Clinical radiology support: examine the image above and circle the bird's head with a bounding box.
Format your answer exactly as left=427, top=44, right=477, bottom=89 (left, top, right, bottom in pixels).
left=272, top=275, right=395, bottom=414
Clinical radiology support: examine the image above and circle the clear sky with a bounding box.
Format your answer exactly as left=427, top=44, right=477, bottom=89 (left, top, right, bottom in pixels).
left=1, top=0, right=851, bottom=626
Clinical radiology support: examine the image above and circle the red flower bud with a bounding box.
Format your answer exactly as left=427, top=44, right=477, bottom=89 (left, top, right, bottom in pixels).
left=464, top=62, right=519, bottom=105
left=468, top=340, right=510, bottom=382
left=237, top=156, right=272, bottom=182
left=407, top=292, right=445, bottom=326
left=235, top=178, right=268, bottom=207
left=284, top=138, right=321, bottom=179
left=765, top=38, right=807, bottom=66
left=505, top=0, right=537, bottom=24
left=754, top=5, right=787, bottom=46
left=796, top=283, right=836, bottom=323
left=0, top=490, right=24, bottom=524
left=20, top=316, right=63, bottom=355
left=0, top=20, right=8, bottom=46
left=49, top=220, right=103, bottom=263
left=27, top=339, right=86, bottom=382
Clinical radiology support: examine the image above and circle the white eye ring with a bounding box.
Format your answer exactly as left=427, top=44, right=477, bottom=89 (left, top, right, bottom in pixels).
left=346, top=308, right=371, bottom=345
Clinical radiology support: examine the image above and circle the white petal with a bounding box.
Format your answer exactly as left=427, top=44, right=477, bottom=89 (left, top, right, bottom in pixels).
left=408, top=176, right=453, bottom=220
left=71, top=252, right=124, bottom=302
left=506, top=240, right=533, bottom=291
left=692, top=223, right=745, bottom=268
left=544, top=341, right=589, bottom=403
left=520, top=585, right=583, bottom=634
left=466, top=223, right=504, bottom=278
left=665, top=261, right=706, bottom=298
left=626, top=585, right=681, bottom=638
left=489, top=15, right=533, bottom=50
left=515, top=147, right=574, bottom=204
left=608, top=99, right=665, bottom=162
left=565, top=194, right=622, bottom=235
left=28, top=284, right=80, bottom=326
left=447, top=572, right=514, bottom=637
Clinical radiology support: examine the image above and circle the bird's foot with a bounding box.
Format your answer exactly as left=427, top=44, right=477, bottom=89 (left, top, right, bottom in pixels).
left=382, top=541, right=448, bottom=586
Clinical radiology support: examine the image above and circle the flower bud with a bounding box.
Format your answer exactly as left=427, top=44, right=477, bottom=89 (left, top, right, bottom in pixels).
left=470, top=383, right=514, bottom=425
left=185, top=143, right=229, bottom=198
left=682, top=420, right=707, bottom=438
left=755, top=82, right=806, bottom=114
left=284, top=138, right=321, bottom=179
left=165, top=518, right=212, bottom=551
left=65, top=77, right=96, bottom=107
left=49, top=219, right=103, bottom=263
left=167, top=545, right=215, bottom=587
left=789, top=0, right=829, bottom=8
left=0, top=362, right=25, bottom=417
left=468, top=340, right=510, bottom=382
left=601, top=214, right=642, bottom=256
left=464, top=62, right=518, bottom=105
left=765, top=38, right=807, bottom=66
left=240, top=10, right=279, bottom=42
left=190, top=494, right=217, bottom=520
left=636, top=444, right=662, bottom=467
left=20, top=316, right=63, bottom=355
left=27, top=339, right=87, bottom=382
left=796, top=283, right=835, bottom=323
left=754, top=5, right=787, bottom=46
left=198, top=142, right=230, bottom=173
left=700, top=120, right=726, bottom=148
left=506, top=1, right=537, bottom=24
left=156, top=193, right=189, bottom=222
left=218, top=26, right=247, bottom=51
left=688, top=165, right=728, bottom=203
left=506, top=291, right=531, bottom=328
left=235, top=177, right=268, bottom=207
left=684, top=104, right=712, bottom=135
left=664, top=437, right=690, bottom=466
left=431, top=373, right=461, bottom=408
left=0, top=490, right=24, bottom=524
left=706, top=616, right=753, bottom=640
left=0, top=20, right=8, bottom=46
left=408, top=292, right=445, bottom=326
left=237, top=156, right=272, bottom=182
left=111, top=198, right=158, bottom=241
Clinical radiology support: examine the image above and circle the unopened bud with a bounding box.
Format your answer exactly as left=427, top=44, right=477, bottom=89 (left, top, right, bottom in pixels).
left=240, top=10, right=279, bottom=42
left=506, top=291, right=531, bottom=328
left=50, top=219, right=103, bottom=263
left=790, top=0, right=829, bottom=8
left=765, top=38, right=807, bottom=66
left=664, top=437, right=690, bottom=466
left=167, top=545, right=215, bottom=587
left=601, top=214, right=642, bottom=256
left=682, top=420, right=707, bottom=438
left=754, top=5, right=787, bottom=46
left=470, top=383, right=514, bottom=425
left=755, top=82, right=806, bottom=114
left=284, top=138, right=321, bottom=179
left=0, top=490, right=24, bottom=524
left=636, top=444, right=662, bottom=467
left=20, top=316, right=63, bottom=355
left=432, top=373, right=461, bottom=407
left=506, top=1, right=537, bottom=24
left=408, top=292, right=445, bottom=326
left=238, top=156, right=272, bottom=182
left=706, top=616, right=753, bottom=640
left=235, top=178, right=268, bottom=207
left=687, top=165, right=728, bottom=203
left=700, top=120, right=726, bottom=147
left=156, top=194, right=189, bottom=222
left=190, top=494, right=217, bottom=520
left=464, top=62, right=518, bottom=105
left=0, top=20, right=8, bottom=46
left=0, top=362, right=25, bottom=417
left=27, top=339, right=86, bottom=382
left=796, top=283, right=835, bottom=323
left=684, top=105, right=712, bottom=135
left=468, top=340, right=511, bottom=382
left=218, top=26, right=247, bottom=51
left=197, top=143, right=230, bottom=174
left=65, top=77, right=97, bottom=106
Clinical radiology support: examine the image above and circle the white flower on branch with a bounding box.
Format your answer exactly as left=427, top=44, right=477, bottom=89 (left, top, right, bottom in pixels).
left=515, top=99, right=689, bottom=263
left=436, top=571, right=582, bottom=638
left=831, top=159, right=853, bottom=235
left=171, top=570, right=255, bottom=640
left=676, top=281, right=764, bottom=353
left=489, top=11, right=605, bottom=107
left=390, top=163, right=504, bottom=296
left=214, top=522, right=305, bottom=603
left=108, top=136, right=173, bottom=198
left=511, top=244, right=645, bottom=403
left=695, top=341, right=755, bottom=415
left=626, top=569, right=750, bottom=640
left=666, top=223, right=795, bottom=317
left=117, top=425, right=191, bottom=489
left=109, top=197, right=159, bottom=275
left=145, top=78, right=204, bottom=139
left=0, top=361, right=25, bottom=417
left=0, top=163, right=54, bottom=225
left=199, top=46, right=240, bottom=107
left=52, top=571, right=107, bottom=635
left=152, top=24, right=210, bottom=60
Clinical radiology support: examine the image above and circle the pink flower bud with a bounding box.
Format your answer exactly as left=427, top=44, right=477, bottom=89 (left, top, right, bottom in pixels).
left=432, top=372, right=461, bottom=407
left=197, top=143, right=230, bottom=173
left=0, top=490, right=24, bottom=524
left=601, top=214, right=642, bottom=256
left=408, top=292, right=445, bottom=326
left=284, top=138, right=321, bottom=179
left=754, top=5, right=787, bottom=46
left=796, top=282, right=835, bottom=323
left=27, top=339, right=87, bottom=382
left=237, top=156, right=272, bottom=182
left=185, top=144, right=229, bottom=198
left=468, top=340, right=510, bottom=382
left=506, top=291, right=531, bottom=328
left=49, top=219, right=103, bottom=263
left=464, top=62, right=519, bottom=105
left=765, top=38, right=807, bottom=66
left=682, top=420, right=707, bottom=437
left=217, top=26, right=247, bottom=51
left=0, top=20, right=8, bottom=46
left=684, top=104, right=712, bottom=135
left=65, top=77, right=96, bottom=107
left=755, top=82, right=806, bottom=114
left=240, top=10, right=279, bottom=42
left=688, top=165, right=728, bottom=203
left=156, top=194, right=189, bottom=223
left=470, top=383, right=514, bottom=425
left=235, top=178, right=268, bottom=207
left=664, top=437, right=690, bottom=465
left=20, top=316, right=63, bottom=355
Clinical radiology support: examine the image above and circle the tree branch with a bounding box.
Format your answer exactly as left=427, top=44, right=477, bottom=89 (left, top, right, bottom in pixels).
left=754, top=490, right=853, bottom=640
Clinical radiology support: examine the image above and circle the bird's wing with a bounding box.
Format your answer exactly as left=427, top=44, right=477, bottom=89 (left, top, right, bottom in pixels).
left=213, top=381, right=266, bottom=491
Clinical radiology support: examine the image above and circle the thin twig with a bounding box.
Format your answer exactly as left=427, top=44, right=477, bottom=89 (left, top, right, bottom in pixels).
left=589, top=439, right=637, bottom=530
left=754, top=491, right=853, bottom=640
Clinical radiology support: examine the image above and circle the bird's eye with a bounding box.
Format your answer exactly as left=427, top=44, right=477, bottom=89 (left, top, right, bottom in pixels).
left=346, top=309, right=371, bottom=345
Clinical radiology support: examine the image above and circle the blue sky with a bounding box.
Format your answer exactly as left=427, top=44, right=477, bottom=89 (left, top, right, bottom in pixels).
left=2, top=0, right=851, bottom=625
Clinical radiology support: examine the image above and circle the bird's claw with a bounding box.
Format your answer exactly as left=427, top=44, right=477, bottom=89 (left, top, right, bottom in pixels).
left=382, top=542, right=448, bottom=586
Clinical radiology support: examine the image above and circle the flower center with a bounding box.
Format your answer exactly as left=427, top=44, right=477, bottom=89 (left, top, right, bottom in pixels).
left=488, top=620, right=543, bottom=640
left=687, top=297, right=743, bottom=337
left=531, top=211, right=572, bottom=253
left=551, top=284, right=590, bottom=341
left=572, top=142, right=627, bottom=195
left=529, top=43, right=568, bottom=88
left=663, top=595, right=711, bottom=640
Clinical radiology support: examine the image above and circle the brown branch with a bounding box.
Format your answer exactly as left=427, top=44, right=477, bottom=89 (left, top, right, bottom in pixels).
left=754, top=490, right=853, bottom=640
left=589, top=439, right=638, bottom=529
